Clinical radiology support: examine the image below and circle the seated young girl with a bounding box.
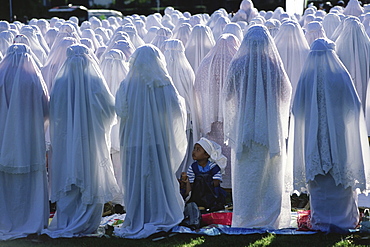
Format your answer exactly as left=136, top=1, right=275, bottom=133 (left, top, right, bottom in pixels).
left=183, top=137, right=227, bottom=212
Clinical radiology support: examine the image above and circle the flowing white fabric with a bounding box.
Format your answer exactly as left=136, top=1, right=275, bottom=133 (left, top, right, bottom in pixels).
left=194, top=33, right=239, bottom=135
left=222, top=25, right=292, bottom=229
left=41, top=37, right=78, bottom=92
left=151, top=27, right=173, bottom=53
left=100, top=49, right=129, bottom=200
left=322, top=13, right=341, bottom=40
left=274, top=21, right=310, bottom=107
left=185, top=24, right=215, bottom=72
left=343, top=0, right=364, bottom=17
left=304, top=21, right=327, bottom=46
left=335, top=17, right=370, bottom=117
left=173, top=23, right=192, bottom=46
left=288, top=38, right=370, bottom=193
left=163, top=39, right=199, bottom=177
left=0, top=44, right=49, bottom=240
left=45, top=44, right=120, bottom=237
left=114, top=44, right=187, bottom=239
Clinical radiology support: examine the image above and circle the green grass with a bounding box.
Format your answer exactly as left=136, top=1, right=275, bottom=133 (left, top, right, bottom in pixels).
left=1, top=232, right=370, bottom=247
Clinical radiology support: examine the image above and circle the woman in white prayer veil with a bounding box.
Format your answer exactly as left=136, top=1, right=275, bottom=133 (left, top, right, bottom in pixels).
left=100, top=49, right=129, bottom=202
left=51, top=23, right=80, bottom=49
left=274, top=21, right=310, bottom=107
left=222, top=23, right=243, bottom=42
left=41, top=37, right=78, bottom=92
left=114, top=44, right=187, bottom=239
left=322, top=13, right=341, bottom=40
left=194, top=33, right=240, bottom=189
left=335, top=17, right=370, bottom=118
left=163, top=38, right=199, bottom=178
left=0, top=43, right=49, bottom=240
left=304, top=21, right=327, bottom=46
left=344, top=0, right=364, bottom=17
left=0, top=30, right=14, bottom=55
left=185, top=24, right=215, bottom=73
left=231, top=0, right=258, bottom=23
left=151, top=27, right=173, bottom=53
left=173, top=23, right=192, bottom=47
left=20, top=26, right=48, bottom=65
left=43, top=44, right=120, bottom=238
left=288, top=38, right=370, bottom=233
left=222, top=25, right=292, bottom=229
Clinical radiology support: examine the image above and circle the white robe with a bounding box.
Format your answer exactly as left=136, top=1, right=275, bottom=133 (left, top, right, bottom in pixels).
left=222, top=25, right=292, bottom=229
left=0, top=44, right=49, bottom=240
left=289, top=38, right=370, bottom=232
left=114, top=44, right=187, bottom=239
left=44, top=44, right=120, bottom=238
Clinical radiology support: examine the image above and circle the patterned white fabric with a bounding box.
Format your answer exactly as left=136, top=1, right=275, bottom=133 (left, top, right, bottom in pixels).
left=223, top=25, right=292, bottom=229
left=289, top=38, right=370, bottom=193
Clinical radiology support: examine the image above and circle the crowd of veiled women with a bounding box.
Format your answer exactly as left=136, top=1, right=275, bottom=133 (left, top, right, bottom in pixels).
left=1, top=0, right=370, bottom=241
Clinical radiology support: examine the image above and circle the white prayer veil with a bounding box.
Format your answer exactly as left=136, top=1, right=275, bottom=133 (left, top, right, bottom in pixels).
left=20, top=26, right=48, bottom=65
left=322, top=13, right=341, bottom=40
left=289, top=38, right=370, bottom=192
left=44, top=28, right=58, bottom=48
left=222, top=23, right=243, bottom=42
left=122, top=24, right=145, bottom=48
left=41, top=37, right=78, bottom=92
left=0, top=30, right=14, bottom=55
left=223, top=25, right=292, bottom=158
left=212, top=16, right=230, bottom=41
left=151, top=27, right=173, bottom=53
left=114, top=44, right=187, bottom=238
left=304, top=21, right=327, bottom=45
left=49, top=44, right=120, bottom=204
left=173, top=23, right=192, bottom=46
left=163, top=38, right=200, bottom=176
left=51, top=23, right=80, bottom=49
left=274, top=21, right=310, bottom=107
left=143, top=26, right=160, bottom=43
left=185, top=24, right=215, bottom=72
left=194, top=33, right=240, bottom=136
left=344, top=0, right=364, bottom=17
left=264, top=19, right=281, bottom=38
left=100, top=49, right=129, bottom=186
left=0, top=43, right=49, bottom=173
left=335, top=17, right=370, bottom=115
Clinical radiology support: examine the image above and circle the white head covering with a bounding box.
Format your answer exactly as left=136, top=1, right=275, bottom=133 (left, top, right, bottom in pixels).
left=0, top=43, right=49, bottom=173
left=185, top=24, right=215, bottom=72
left=322, top=13, right=341, bottom=40
left=41, top=37, right=78, bottom=92
left=223, top=25, right=292, bottom=158
left=274, top=21, right=310, bottom=107
left=344, top=0, right=364, bottom=17
left=151, top=27, right=173, bottom=53
left=49, top=44, right=120, bottom=204
left=194, top=33, right=240, bottom=136
left=304, top=21, right=327, bottom=45
left=114, top=44, right=186, bottom=238
left=289, top=38, right=370, bottom=192
left=173, top=23, right=192, bottom=46
left=335, top=17, right=370, bottom=115
left=222, top=23, right=243, bottom=42
left=196, top=137, right=227, bottom=172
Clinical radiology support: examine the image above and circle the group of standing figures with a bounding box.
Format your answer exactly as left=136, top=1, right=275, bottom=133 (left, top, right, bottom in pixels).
left=1, top=0, right=370, bottom=241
